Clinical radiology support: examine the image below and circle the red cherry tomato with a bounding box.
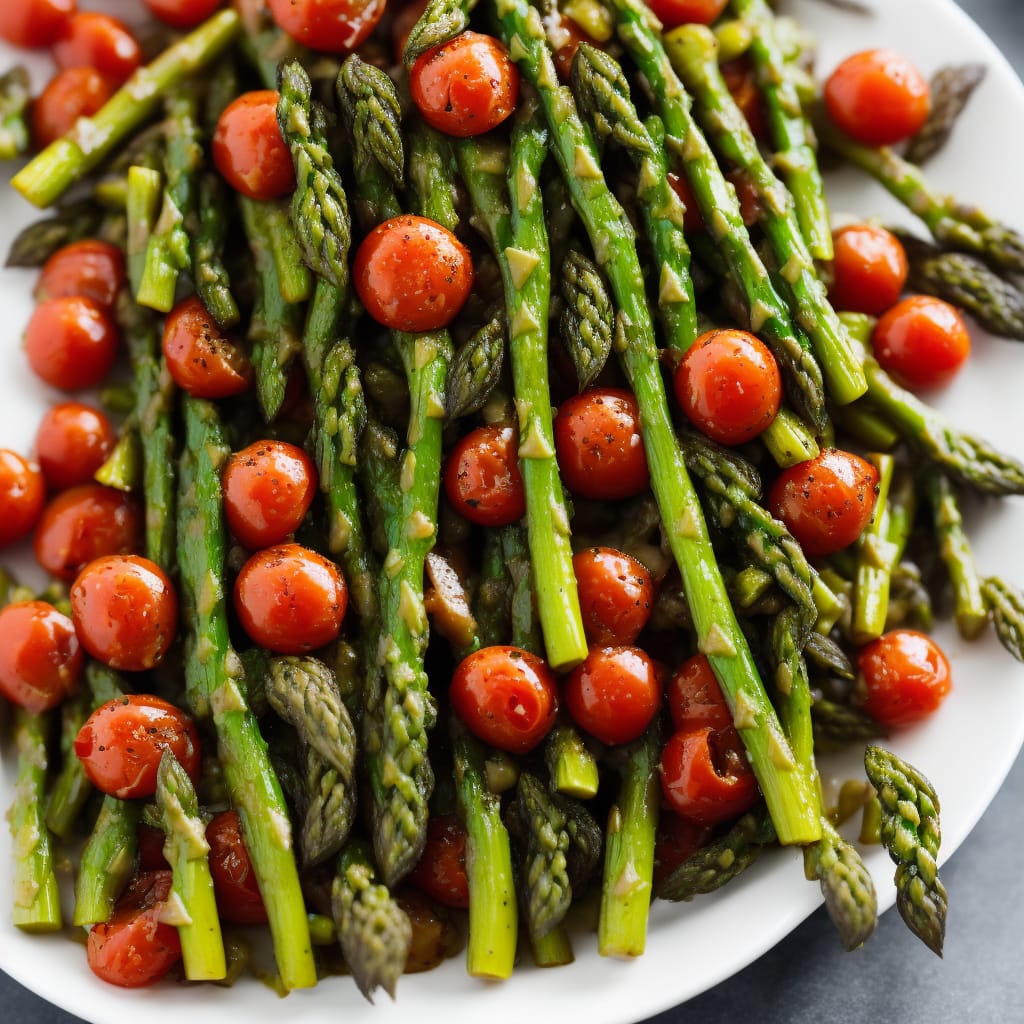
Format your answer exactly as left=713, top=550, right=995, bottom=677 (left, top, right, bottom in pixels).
left=222, top=440, right=318, bottom=550
left=137, top=824, right=170, bottom=871
left=540, top=8, right=595, bottom=81
left=410, top=32, right=519, bottom=138
left=721, top=57, right=769, bottom=140
left=829, top=224, right=908, bottom=316
left=553, top=388, right=650, bottom=501
left=824, top=49, right=931, bottom=146
left=71, top=555, right=178, bottom=672
left=143, top=0, right=224, bottom=30
left=212, top=90, right=295, bottom=201
left=0, top=601, right=82, bottom=713
left=34, top=401, right=116, bottom=491
left=407, top=814, right=470, bottom=909
left=572, top=546, right=654, bottom=646
left=353, top=214, right=474, bottom=333
left=0, top=0, right=75, bottom=48
left=449, top=645, right=558, bottom=754
left=767, top=448, right=879, bottom=558
left=563, top=645, right=661, bottom=746
left=659, top=725, right=760, bottom=826
left=674, top=328, right=782, bottom=445
left=53, top=12, right=142, bottom=86
left=645, top=0, right=726, bottom=29
left=668, top=169, right=760, bottom=235
left=34, top=484, right=141, bottom=581
left=858, top=629, right=952, bottom=728
left=233, top=543, right=348, bottom=654
left=24, top=295, right=119, bottom=392
left=206, top=810, right=268, bottom=925
left=666, top=653, right=733, bottom=734
left=36, top=239, right=125, bottom=311
left=872, top=295, right=971, bottom=391
left=268, top=0, right=385, bottom=53
left=0, top=449, right=45, bottom=547
left=443, top=425, right=526, bottom=527
left=31, top=66, right=116, bottom=148
left=75, top=694, right=200, bottom=799
left=161, top=294, right=253, bottom=399
left=654, top=812, right=713, bottom=887
left=86, top=870, right=183, bottom=988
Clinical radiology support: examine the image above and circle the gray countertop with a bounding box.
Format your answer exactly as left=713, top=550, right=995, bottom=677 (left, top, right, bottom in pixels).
left=4, top=1, right=1023, bottom=1021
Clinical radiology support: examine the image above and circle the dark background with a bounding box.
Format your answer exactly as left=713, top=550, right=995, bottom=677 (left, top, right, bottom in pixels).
left=4, top=1, right=1023, bottom=1021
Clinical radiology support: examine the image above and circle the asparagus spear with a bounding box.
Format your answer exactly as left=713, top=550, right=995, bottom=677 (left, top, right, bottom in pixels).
left=445, top=312, right=506, bottom=420
left=0, top=66, right=31, bottom=161
left=851, top=453, right=896, bottom=644
left=811, top=697, right=887, bottom=751
left=402, top=0, right=476, bottom=64
left=497, top=0, right=820, bottom=844
left=299, top=743, right=356, bottom=868
left=73, top=795, right=141, bottom=926
left=559, top=248, right=613, bottom=391
left=44, top=688, right=94, bottom=841
left=193, top=171, right=240, bottom=328
left=6, top=199, right=103, bottom=267
left=981, top=576, right=1024, bottom=663
left=544, top=722, right=600, bottom=799
left=905, top=64, right=986, bottom=166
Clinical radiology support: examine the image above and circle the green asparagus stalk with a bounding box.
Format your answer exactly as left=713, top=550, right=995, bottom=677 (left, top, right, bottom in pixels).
left=12, top=10, right=241, bottom=207
left=445, top=312, right=506, bottom=420
left=850, top=453, right=897, bottom=644
left=981, top=576, right=1024, bottom=663
left=761, top=406, right=821, bottom=468
left=6, top=199, right=103, bottom=267
left=94, top=426, right=141, bottom=492
left=906, top=63, right=986, bottom=165
left=402, top=0, right=476, bottom=64
left=74, top=795, right=141, bottom=926
left=559, top=248, right=613, bottom=391
left=0, top=66, right=31, bottom=161
left=544, top=722, right=600, bottom=799
left=299, top=743, right=356, bottom=868
left=44, top=689, right=93, bottom=840
left=811, top=697, right=887, bottom=752
left=193, top=172, right=241, bottom=328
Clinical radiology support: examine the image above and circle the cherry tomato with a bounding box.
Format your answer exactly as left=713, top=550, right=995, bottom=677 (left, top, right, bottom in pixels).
left=829, top=224, right=908, bottom=316
left=0, top=601, right=82, bottom=713
left=553, top=388, right=650, bottom=501
left=767, top=448, right=879, bottom=558
left=31, top=66, right=116, bottom=148
left=408, top=814, right=470, bottom=910
left=233, top=543, right=348, bottom=654
left=653, top=812, right=713, bottom=887
left=563, top=646, right=661, bottom=745
left=24, top=295, right=119, bottom=392
left=410, top=32, right=519, bottom=138
left=659, top=725, right=760, bottom=826
left=137, top=823, right=170, bottom=871
left=572, top=546, right=654, bottom=646
left=34, top=484, right=141, bottom=581
left=540, top=8, right=594, bottom=81
left=0, top=449, right=45, bottom=547
left=674, top=328, right=782, bottom=445
left=75, top=694, right=200, bottom=799
left=212, top=90, right=295, bottom=201
left=34, top=401, right=116, bottom=491
left=857, top=629, right=952, bottom=728
left=143, top=0, right=224, bottom=30
left=36, top=239, right=125, bottom=312
left=222, top=440, right=318, bottom=550
left=0, top=0, right=75, bottom=48
left=71, top=555, right=178, bottom=672
left=442, top=425, right=525, bottom=527
left=646, top=0, right=726, bottom=28
left=206, top=810, right=268, bottom=925
left=161, top=294, right=253, bottom=399
left=824, top=49, right=931, bottom=147
left=268, top=0, right=385, bottom=53
left=449, top=645, right=558, bottom=754
left=86, top=870, right=182, bottom=988
left=53, top=12, right=142, bottom=86
left=721, top=57, right=769, bottom=140
left=666, top=653, right=733, bottom=734
left=353, top=214, right=474, bottom=333
left=668, top=169, right=760, bottom=235
left=872, top=295, right=970, bottom=391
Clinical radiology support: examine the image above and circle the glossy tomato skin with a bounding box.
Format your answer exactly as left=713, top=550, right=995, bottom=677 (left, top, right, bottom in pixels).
left=144, top=0, right=224, bottom=30
left=87, top=870, right=183, bottom=988
left=572, top=547, right=654, bottom=646
left=767, top=448, right=879, bottom=558
left=34, top=401, right=116, bottom=491
left=354, top=214, right=474, bottom=333
left=666, top=653, right=732, bottom=734
left=206, top=810, right=268, bottom=925
left=234, top=543, right=348, bottom=654
left=70, top=555, right=178, bottom=671
left=0, top=601, right=82, bottom=713
left=674, top=329, right=782, bottom=445
left=443, top=425, right=526, bottom=527
left=408, top=814, right=470, bottom=909
left=0, top=0, right=75, bottom=48
left=0, top=449, right=45, bottom=547
left=553, top=388, right=650, bottom=500
left=829, top=224, right=908, bottom=316
left=162, top=294, right=253, bottom=399
left=53, top=12, right=141, bottom=85
left=449, top=645, right=558, bottom=754
left=268, top=0, right=386, bottom=53
left=824, top=49, right=931, bottom=146
left=137, top=823, right=170, bottom=871
left=31, top=66, right=116, bottom=148
left=75, top=695, right=200, bottom=800
left=646, top=0, right=726, bottom=28
left=34, top=484, right=141, bottom=581
left=872, top=295, right=970, bottom=391
left=858, top=629, right=952, bottom=728
left=721, top=57, right=770, bottom=140
left=36, top=238, right=125, bottom=311
left=410, top=32, right=519, bottom=138
left=25, top=295, right=119, bottom=392
left=212, top=91, right=295, bottom=201
left=563, top=646, right=661, bottom=745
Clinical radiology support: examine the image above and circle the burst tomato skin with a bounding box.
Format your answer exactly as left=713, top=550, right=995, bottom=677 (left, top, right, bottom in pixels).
left=858, top=629, right=952, bottom=728
left=212, top=90, right=295, bottom=201
left=0, top=0, right=76, bottom=48
left=24, top=295, right=119, bottom=392
left=572, top=546, right=654, bottom=647
left=34, top=401, right=116, bottom=491
left=144, top=0, right=224, bottom=30
left=408, top=814, right=470, bottom=910
left=52, top=12, right=142, bottom=85
left=75, top=694, right=201, bottom=800
left=162, top=294, right=253, bottom=399
left=206, top=810, right=268, bottom=925
left=0, top=601, right=82, bottom=713
left=267, top=0, right=386, bottom=53
left=449, top=645, right=558, bottom=754
left=0, top=449, right=45, bottom=547
left=442, top=425, right=526, bottom=527
left=829, top=224, right=908, bottom=316
left=654, top=812, right=714, bottom=887
left=871, top=295, right=971, bottom=391
left=36, top=239, right=125, bottom=311
left=31, top=66, right=117, bottom=147
left=666, top=653, right=733, bottom=734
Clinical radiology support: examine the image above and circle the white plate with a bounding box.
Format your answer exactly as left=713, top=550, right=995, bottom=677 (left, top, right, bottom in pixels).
left=2, top=0, right=1024, bottom=1021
